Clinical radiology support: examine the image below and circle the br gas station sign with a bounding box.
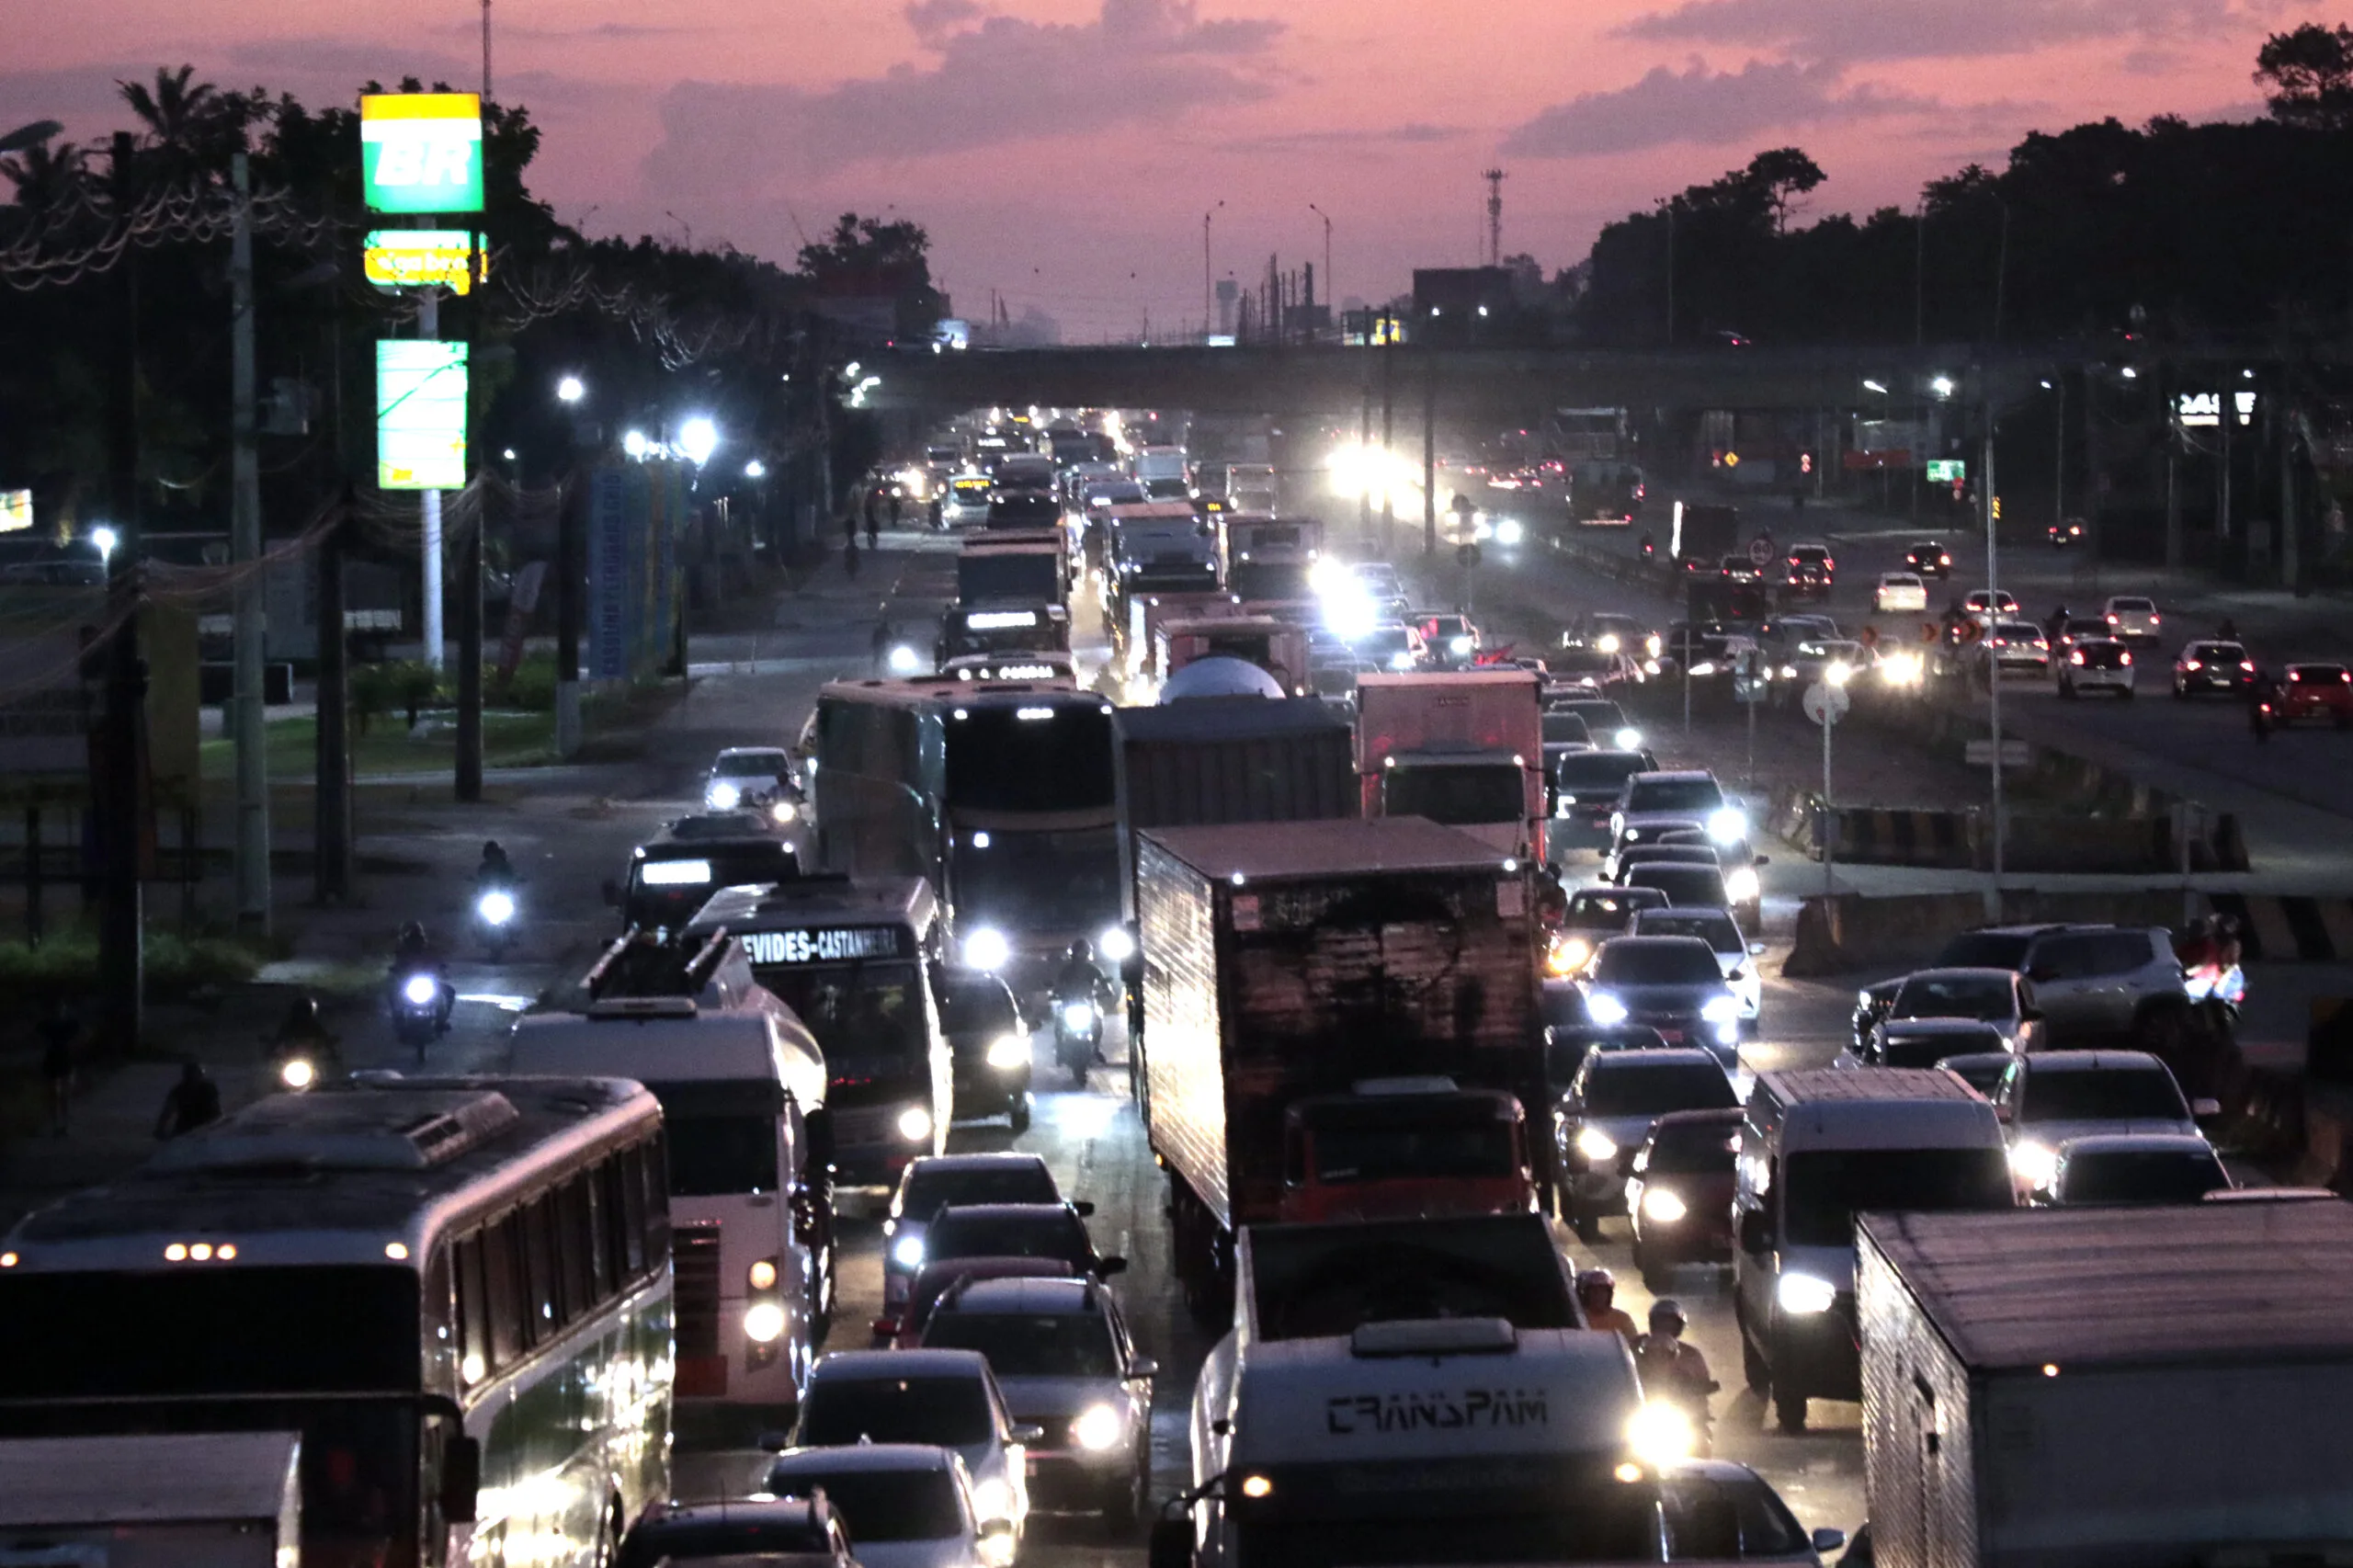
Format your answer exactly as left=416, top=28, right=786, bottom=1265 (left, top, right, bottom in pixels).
left=360, top=93, right=483, bottom=215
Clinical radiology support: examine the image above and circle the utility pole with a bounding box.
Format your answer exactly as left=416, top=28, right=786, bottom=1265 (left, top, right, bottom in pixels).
left=1982, top=386, right=2005, bottom=915
left=1483, top=168, right=1505, bottom=267
left=314, top=497, right=353, bottom=903
left=419, top=290, right=445, bottom=669
left=1309, top=203, right=1333, bottom=322
left=555, top=465, right=585, bottom=757
left=1380, top=312, right=1396, bottom=557
left=1422, top=338, right=1438, bottom=556
left=229, top=151, right=269, bottom=935
left=97, top=128, right=144, bottom=1059
left=455, top=506, right=483, bottom=801
left=1202, top=201, right=1222, bottom=342
left=1664, top=204, right=1677, bottom=346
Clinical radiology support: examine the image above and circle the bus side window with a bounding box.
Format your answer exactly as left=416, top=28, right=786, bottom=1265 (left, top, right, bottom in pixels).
left=485, top=1215, right=527, bottom=1366
left=454, top=1234, right=492, bottom=1383
left=639, top=1131, right=673, bottom=1269
left=580, top=1172, right=619, bottom=1303
left=555, top=1177, right=597, bottom=1319
left=521, top=1195, right=561, bottom=1335
left=613, top=1145, right=650, bottom=1279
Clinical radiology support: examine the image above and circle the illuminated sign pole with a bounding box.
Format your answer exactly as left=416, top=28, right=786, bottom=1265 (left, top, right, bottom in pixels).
left=363, top=93, right=483, bottom=671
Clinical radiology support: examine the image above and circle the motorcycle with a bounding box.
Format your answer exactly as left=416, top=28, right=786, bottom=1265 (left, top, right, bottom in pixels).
left=1052, top=991, right=1104, bottom=1083
left=391, top=968, right=449, bottom=1062
left=473, top=882, right=518, bottom=960
left=267, top=1033, right=342, bottom=1093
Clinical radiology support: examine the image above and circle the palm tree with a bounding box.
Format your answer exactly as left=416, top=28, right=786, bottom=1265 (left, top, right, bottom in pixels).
left=117, top=65, right=238, bottom=187
left=0, top=137, right=88, bottom=217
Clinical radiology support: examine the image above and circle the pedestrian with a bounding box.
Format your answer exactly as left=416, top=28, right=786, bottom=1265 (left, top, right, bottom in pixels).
left=870, top=617, right=892, bottom=674
left=1632, top=1300, right=1720, bottom=1453
left=841, top=506, right=858, bottom=547
left=888, top=489, right=904, bottom=531
left=843, top=537, right=862, bottom=582
left=865, top=503, right=881, bottom=551
left=153, top=1061, right=222, bottom=1140
left=37, top=1000, right=78, bottom=1137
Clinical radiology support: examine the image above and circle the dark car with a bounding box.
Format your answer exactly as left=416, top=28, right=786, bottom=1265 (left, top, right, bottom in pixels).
left=1662, top=1461, right=1845, bottom=1564
left=1578, top=935, right=1742, bottom=1068
left=613, top=815, right=801, bottom=932
left=1619, top=860, right=1754, bottom=932
left=1625, top=1108, right=1743, bottom=1290
left=1549, top=884, right=1670, bottom=979
left=882, top=1154, right=1066, bottom=1311
left=1553, top=1046, right=1738, bottom=1241
left=936, top=971, right=1032, bottom=1132
left=924, top=1202, right=1125, bottom=1283
left=2039, top=1132, right=2233, bottom=1208
left=1867, top=1017, right=2009, bottom=1069
left=1552, top=750, right=1658, bottom=851
left=619, top=1497, right=857, bottom=1568
left=2173, top=640, right=2256, bottom=698
left=1904, top=540, right=1951, bottom=579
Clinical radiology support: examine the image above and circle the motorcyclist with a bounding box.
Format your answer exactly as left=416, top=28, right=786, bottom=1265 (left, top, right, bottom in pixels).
left=1051, top=938, right=1110, bottom=1067
left=2045, top=603, right=2070, bottom=642
left=268, top=994, right=340, bottom=1086
left=476, top=840, right=516, bottom=888
left=1574, top=1268, right=1640, bottom=1346
left=2250, top=667, right=2280, bottom=742
left=1632, top=1300, right=1719, bottom=1455
left=2218, top=616, right=2240, bottom=640
left=391, top=921, right=454, bottom=1030
left=153, top=1061, right=222, bottom=1140
left=1638, top=531, right=1656, bottom=561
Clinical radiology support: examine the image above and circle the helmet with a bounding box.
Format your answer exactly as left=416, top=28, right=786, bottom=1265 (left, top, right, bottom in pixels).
left=1066, top=938, right=1096, bottom=965
left=398, top=921, right=427, bottom=946
left=482, top=840, right=505, bottom=859
left=1575, top=1267, right=1616, bottom=1295
left=1649, top=1298, right=1687, bottom=1329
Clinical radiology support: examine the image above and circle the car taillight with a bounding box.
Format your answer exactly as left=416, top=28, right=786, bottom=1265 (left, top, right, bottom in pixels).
left=2120, top=652, right=2132, bottom=665
left=2240, top=661, right=2256, bottom=672
left=2151, top=614, right=2161, bottom=623
left=2184, top=659, right=2201, bottom=671
left=2071, top=651, right=2085, bottom=665
left=2107, top=614, right=2120, bottom=623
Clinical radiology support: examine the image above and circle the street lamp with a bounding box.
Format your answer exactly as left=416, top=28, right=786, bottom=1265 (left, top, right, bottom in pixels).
left=744, top=459, right=767, bottom=480
left=556, top=374, right=585, bottom=403
left=677, top=416, right=719, bottom=467
left=1930, top=375, right=1956, bottom=399
left=1862, top=380, right=1888, bottom=395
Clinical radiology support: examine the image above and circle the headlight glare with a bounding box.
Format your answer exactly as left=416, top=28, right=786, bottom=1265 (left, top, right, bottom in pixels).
left=1097, top=926, right=1136, bottom=963
left=402, top=974, right=438, bottom=1006
left=708, top=780, right=741, bottom=809
left=964, top=926, right=1011, bottom=970
left=1779, top=1272, right=1837, bottom=1314
left=748, top=1258, right=779, bottom=1291
left=477, top=890, right=516, bottom=926
left=2009, top=1141, right=2059, bottom=1188
left=1576, top=1127, right=1620, bottom=1164
left=1587, top=992, right=1630, bottom=1026
left=972, top=1477, right=1013, bottom=1523
left=1641, top=1187, right=1688, bottom=1222
left=896, top=1106, right=935, bottom=1142
left=1725, top=866, right=1761, bottom=903
left=1625, top=1401, right=1696, bottom=1464
left=1615, top=727, right=1643, bottom=749
left=744, top=1301, right=787, bottom=1344
left=1706, top=806, right=1746, bottom=845
left=986, top=1033, right=1030, bottom=1071
left=770, top=800, right=799, bottom=824
left=1701, top=994, right=1739, bottom=1024
left=279, top=1057, right=316, bottom=1090
left=1074, top=1403, right=1124, bottom=1451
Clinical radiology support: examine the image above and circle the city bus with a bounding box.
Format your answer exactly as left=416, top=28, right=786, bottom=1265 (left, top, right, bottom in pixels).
left=812, top=678, right=1125, bottom=991
left=686, top=875, right=952, bottom=1193
left=0, top=1075, right=673, bottom=1568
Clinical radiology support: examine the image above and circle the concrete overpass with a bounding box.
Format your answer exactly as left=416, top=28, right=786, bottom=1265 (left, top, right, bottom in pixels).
left=862, top=343, right=2073, bottom=420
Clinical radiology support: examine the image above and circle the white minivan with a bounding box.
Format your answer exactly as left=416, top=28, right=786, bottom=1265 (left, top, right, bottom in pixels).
left=1733, top=1067, right=2011, bottom=1434
left=509, top=1004, right=832, bottom=1420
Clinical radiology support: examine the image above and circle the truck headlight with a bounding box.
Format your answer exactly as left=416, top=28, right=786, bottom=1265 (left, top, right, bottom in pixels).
left=1576, top=1127, right=1620, bottom=1164
left=1706, top=806, right=1746, bottom=845
left=1074, top=1403, right=1124, bottom=1451
left=1587, top=992, right=1630, bottom=1026
left=1778, top=1272, right=1837, bottom=1314
left=1625, top=1402, right=1696, bottom=1464
left=2009, top=1141, right=2059, bottom=1188
left=1641, top=1187, right=1688, bottom=1223
left=1725, top=866, right=1760, bottom=904
left=1097, top=926, right=1135, bottom=963
left=892, top=1235, right=926, bottom=1269
left=744, top=1301, right=787, bottom=1344
left=897, top=1106, right=935, bottom=1142
left=1701, top=995, right=1739, bottom=1024
left=708, top=780, right=742, bottom=809
left=987, top=1033, right=1030, bottom=1071
left=963, top=926, right=1011, bottom=971
left=748, top=1258, right=779, bottom=1291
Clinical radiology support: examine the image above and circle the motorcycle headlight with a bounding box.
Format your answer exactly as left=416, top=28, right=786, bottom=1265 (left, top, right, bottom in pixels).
left=278, top=1056, right=316, bottom=1090
left=1701, top=994, right=1739, bottom=1024
left=1587, top=992, right=1630, bottom=1026
left=1725, top=866, right=1760, bottom=903
left=743, top=1301, right=786, bottom=1344
left=770, top=800, right=799, bottom=824
left=897, top=1106, right=935, bottom=1143
left=987, top=1033, right=1030, bottom=1071
left=1778, top=1272, right=1837, bottom=1314
left=1626, top=1402, right=1696, bottom=1465
left=892, top=1235, right=926, bottom=1269
left=477, top=890, right=516, bottom=926
left=1576, top=1127, right=1620, bottom=1164
left=2009, top=1141, right=2059, bottom=1188
left=963, top=926, right=1011, bottom=971
left=708, top=780, right=742, bottom=810
left=1097, top=926, right=1136, bottom=963
left=402, top=974, right=439, bottom=1006
left=1061, top=1001, right=1097, bottom=1030
left=1641, top=1186, right=1688, bottom=1223
left=1706, top=806, right=1746, bottom=845
left=1074, top=1403, right=1124, bottom=1451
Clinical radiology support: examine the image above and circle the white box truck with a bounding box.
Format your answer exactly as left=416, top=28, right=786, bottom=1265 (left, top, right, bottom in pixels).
left=1859, top=1202, right=2353, bottom=1568
left=0, top=1431, right=300, bottom=1567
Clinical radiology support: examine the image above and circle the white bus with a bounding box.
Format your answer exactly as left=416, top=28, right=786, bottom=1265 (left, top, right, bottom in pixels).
left=510, top=1002, right=831, bottom=1423
left=0, top=1075, right=673, bottom=1568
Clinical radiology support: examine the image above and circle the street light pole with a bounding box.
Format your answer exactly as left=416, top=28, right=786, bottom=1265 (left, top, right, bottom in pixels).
left=1202, top=201, right=1223, bottom=340
left=1982, top=382, right=2006, bottom=915
left=1309, top=204, right=1333, bottom=321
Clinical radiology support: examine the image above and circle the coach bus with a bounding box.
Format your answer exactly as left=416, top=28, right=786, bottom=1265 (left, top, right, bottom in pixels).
left=811, top=678, right=1124, bottom=992
left=0, top=1075, right=673, bottom=1568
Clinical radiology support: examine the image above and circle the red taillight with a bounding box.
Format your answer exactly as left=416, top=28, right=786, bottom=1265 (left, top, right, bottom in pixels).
left=2120, top=652, right=2132, bottom=665
left=2290, top=671, right=2303, bottom=682
left=2106, top=614, right=2120, bottom=624
left=2070, top=651, right=2085, bottom=665
left=1825, top=559, right=1836, bottom=570
left=2240, top=661, right=2256, bottom=672
left=2184, top=660, right=2202, bottom=671
left=2341, top=671, right=2349, bottom=684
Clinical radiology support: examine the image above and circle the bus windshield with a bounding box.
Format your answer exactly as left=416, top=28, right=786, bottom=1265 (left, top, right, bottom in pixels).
left=647, top=1080, right=781, bottom=1196
left=756, top=959, right=927, bottom=1065
left=943, top=708, right=1115, bottom=813
left=954, top=827, right=1120, bottom=928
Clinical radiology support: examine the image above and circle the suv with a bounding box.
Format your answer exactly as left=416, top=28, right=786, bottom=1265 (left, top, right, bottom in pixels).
left=1853, top=925, right=2188, bottom=1050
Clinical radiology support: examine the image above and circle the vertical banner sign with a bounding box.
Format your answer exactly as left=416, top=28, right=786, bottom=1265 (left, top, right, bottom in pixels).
left=375, top=341, right=470, bottom=490
left=588, top=468, right=630, bottom=679
left=360, top=94, right=485, bottom=215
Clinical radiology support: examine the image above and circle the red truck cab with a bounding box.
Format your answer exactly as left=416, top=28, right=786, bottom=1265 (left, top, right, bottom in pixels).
left=1278, top=1077, right=1538, bottom=1222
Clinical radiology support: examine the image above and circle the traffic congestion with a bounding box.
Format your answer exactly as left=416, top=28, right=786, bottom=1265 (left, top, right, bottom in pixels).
left=3, top=406, right=2338, bottom=1568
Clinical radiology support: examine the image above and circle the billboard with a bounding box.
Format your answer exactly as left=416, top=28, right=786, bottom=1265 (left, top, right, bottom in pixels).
left=376, top=340, right=470, bottom=490
left=363, top=230, right=482, bottom=294
left=0, top=490, right=29, bottom=532
left=360, top=93, right=483, bottom=215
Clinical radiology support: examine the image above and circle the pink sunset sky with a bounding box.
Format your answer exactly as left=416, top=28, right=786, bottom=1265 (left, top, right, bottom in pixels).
left=10, top=0, right=2302, bottom=338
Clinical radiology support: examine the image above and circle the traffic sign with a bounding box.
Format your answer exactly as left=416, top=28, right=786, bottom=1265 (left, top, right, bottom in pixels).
left=1746, top=536, right=1772, bottom=567
left=1802, top=681, right=1850, bottom=726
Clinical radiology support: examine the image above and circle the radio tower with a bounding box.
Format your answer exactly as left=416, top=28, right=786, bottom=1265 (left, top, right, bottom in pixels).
left=1483, top=167, right=1506, bottom=267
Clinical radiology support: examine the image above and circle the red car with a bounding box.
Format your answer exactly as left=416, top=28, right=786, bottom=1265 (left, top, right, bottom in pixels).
left=2279, top=663, right=2353, bottom=729
left=1624, top=1107, right=1742, bottom=1292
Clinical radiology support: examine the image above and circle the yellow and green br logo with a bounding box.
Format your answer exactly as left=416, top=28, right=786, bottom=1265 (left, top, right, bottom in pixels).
left=361, top=93, right=483, bottom=215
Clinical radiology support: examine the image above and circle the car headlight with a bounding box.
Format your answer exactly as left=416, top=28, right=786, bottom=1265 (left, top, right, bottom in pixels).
left=1609, top=812, right=1626, bottom=837
left=477, top=890, right=516, bottom=926
left=1701, top=994, right=1739, bottom=1024
left=892, top=1234, right=926, bottom=1269
left=1074, top=1403, right=1124, bottom=1451
left=987, top=1033, right=1030, bottom=1071
left=1495, top=517, right=1525, bottom=545
left=1586, top=991, right=1630, bottom=1026
left=748, top=1258, right=779, bottom=1291
left=971, top=1476, right=1014, bottom=1524
left=1725, top=866, right=1761, bottom=903
left=1625, top=1401, right=1696, bottom=1465
left=1596, top=633, right=1621, bottom=653
left=963, top=926, right=1011, bottom=970
left=1389, top=651, right=1416, bottom=670
left=402, top=973, right=438, bottom=1006
left=1706, top=806, right=1746, bottom=845
left=278, top=1056, right=316, bottom=1090
left=1061, top=1001, right=1097, bottom=1030
left=1576, top=1127, right=1620, bottom=1164
left=1641, top=1186, right=1688, bottom=1223
left=1614, top=727, right=1642, bottom=749
left=897, top=1106, right=935, bottom=1142
left=1546, top=935, right=1594, bottom=978
left=1778, top=1272, right=1837, bottom=1314
left=708, top=780, right=741, bottom=809
left=1449, top=635, right=1473, bottom=656
left=2009, top=1141, right=2059, bottom=1188
left=743, top=1301, right=786, bottom=1344
left=1097, top=926, right=1135, bottom=963
left=770, top=800, right=799, bottom=824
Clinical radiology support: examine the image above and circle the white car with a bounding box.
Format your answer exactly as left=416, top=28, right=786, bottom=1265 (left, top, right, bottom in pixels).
left=2102, top=595, right=2162, bottom=643
left=765, top=1443, right=1013, bottom=1568
left=2057, top=636, right=2135, bottom=699
left=1992, top=1050, right=2220, bottom=1199
left=1873, top=572, right=1928, bottom=614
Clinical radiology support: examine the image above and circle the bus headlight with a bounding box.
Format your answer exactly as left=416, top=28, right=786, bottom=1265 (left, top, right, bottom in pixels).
left=744, top=1301, right=787, bottom=1344
left=1074, top=1403, right=1124, bottom=1451
left=708, top=780, right=742, bottom=810
left=1626, top=1401, right=1696, bottom=1464
left=1706, top=806, right=1747, bottom=845
left=892, top=1235, right=926, bottom=1269
left=2009, top=1141, right=2059, bottom=1189
left=278, top=1056, right=316, bottom=1090
left=963, top=926, right=1011, bottom=971
left=1778, top=1272, right=1837, bottom=1314
left=987, top=1034, right=1030, bottom=1071
left=1587, top=992, right=1630, bottom=1026
left=1576, top=1128, right=1620, bottom=1164
left=1725, top=866, right=1761, bottom=904
left=1641, top=1187, right=1688, bottom=1223
left=1097, top=926, right=1135, bottom=963
left=897, top=1106, right=935, bottom=1143
left=748, top=1258, right=779, bottom=1291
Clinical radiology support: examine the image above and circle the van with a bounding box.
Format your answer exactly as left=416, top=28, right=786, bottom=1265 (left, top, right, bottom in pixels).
left=508, top=1006, right=833, bottom=1422
left=1732, top=1068, right=2010, bottom=1433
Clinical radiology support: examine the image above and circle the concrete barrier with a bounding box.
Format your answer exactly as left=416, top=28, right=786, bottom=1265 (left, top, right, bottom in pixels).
left=2210, top=896, right=2353, bottom=962
left=1781, top=887, right=2202, bottom=977
left=1762, top=789, right=2245, bottom=874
